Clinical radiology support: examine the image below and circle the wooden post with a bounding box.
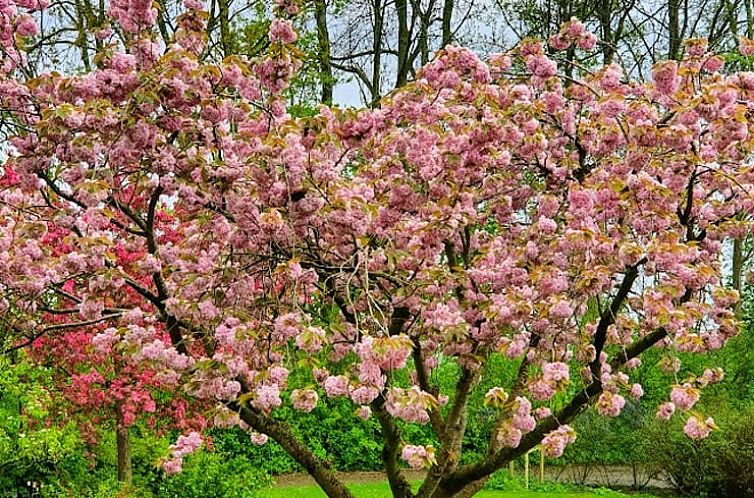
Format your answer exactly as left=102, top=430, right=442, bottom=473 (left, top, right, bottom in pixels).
left=509, top=460, right=514, bottom=476
left=524, top=450, right=530, bottom=489
left=539, top=446, right=545, bottom=483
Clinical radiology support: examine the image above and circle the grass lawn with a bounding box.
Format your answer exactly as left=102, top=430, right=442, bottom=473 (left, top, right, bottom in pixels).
left=259, top=481, right=661, bottom=498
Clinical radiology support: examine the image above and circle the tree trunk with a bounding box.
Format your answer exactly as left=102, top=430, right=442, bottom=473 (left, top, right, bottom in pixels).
left=218, top=0, right=231, bottom=56
left=373, top=397, right=413, bottom=498
left=395, top=0, right=410, bottom=88
left=732, top=237, right=745, bottom=317
left=115, top=401, right=132, bottom=484
left=427, top=479, right=485, bottom=498
left=442, top=0, right=454, bottom=46
left=314, top=0, right=334, bottom=103
left=598, top=0, right=615, bottom=64
left=371, top=0, right=384, bottom=106
left=668, top=0, right=682, bottom=60
left=726, top=0, right=739, bottom=39
left=417, top=2, right=431, bottom=66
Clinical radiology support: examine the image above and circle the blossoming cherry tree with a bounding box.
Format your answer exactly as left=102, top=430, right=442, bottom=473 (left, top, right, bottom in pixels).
left=1, top=3, right=754, bottom=498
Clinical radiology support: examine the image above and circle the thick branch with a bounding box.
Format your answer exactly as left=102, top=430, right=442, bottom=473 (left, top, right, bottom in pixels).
left=412, top=342, right=445, bottom=434
left=435, top=286, right=695, bottom=497
left=417, top=367, right=479, bottom=498
left=236, top=405, right=355, bottom=498
left=588, top=259, right=646, bottom=379
left=372, top=394, right=414, bottom=498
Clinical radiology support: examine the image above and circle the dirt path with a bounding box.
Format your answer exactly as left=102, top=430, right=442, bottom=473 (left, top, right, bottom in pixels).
left=272, top=466, right=671, bottom=490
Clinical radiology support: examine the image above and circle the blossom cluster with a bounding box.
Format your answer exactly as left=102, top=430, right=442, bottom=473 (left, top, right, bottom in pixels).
left=163, top=431, right=203, bottom=474
left=401, top=444, right=437, bottom=469
left=541, top=425, right=577, bottom=457
left=549, top=18, right=597, bottom=51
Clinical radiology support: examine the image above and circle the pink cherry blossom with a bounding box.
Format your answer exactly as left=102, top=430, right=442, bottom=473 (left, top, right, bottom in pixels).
left=15, top=15, right=38, bottom=36
left=323, top=375, right=350, bottom=397
left=596, top=392, right=626, bottom=417
left=741, top=37, right=754, bottom=56
left=541, top=425, right=576, bottom=457
left=401, top=444, right=437, bottom=469
left=670, top=384, right=700, bottom=411
left=171, top=431, right=202, bottom=457
left=657, top=402, right=676, bottom=421
left=534, top=407, right=552, bottom=419
left=499, top=424, right=524, bottom=448
left=253, top=384, right=282, bottom=412
left=269, top=19, right=297, bottom=44
left=356, top=406, right=372, bottom=419
left=652, top=60, right=680, bottom=95
left=629, top=383, right=644, bottom=399
left=163, top=457, right=183, bottom=475
left=511, top=397, right=536, bottom=433
left=684, top=415, right=716, bottom=440
left=250, top=432, right=269, bottom=445
left=291, top=388, right=319, bottom=412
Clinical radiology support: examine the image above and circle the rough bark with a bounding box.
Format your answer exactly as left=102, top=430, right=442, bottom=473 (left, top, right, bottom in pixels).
left=597, top=0, right=615, bottom=63
left=314, top=0, right=335, bottom=103
left=115, top=401, right=132, bottom=484
left=371, top=0, right=385, bottom=105
left=396, top=0, right=410, bottom=88
left=373, top=395, right=414, bottom=498
left=218, top=0, right=232, bottom=56
left=668, top=0, right=682, bottom=60
left=441, top=0, right=453, bottom=46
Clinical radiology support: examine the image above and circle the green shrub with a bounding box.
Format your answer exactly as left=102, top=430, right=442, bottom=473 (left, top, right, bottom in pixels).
left=644, top=404, right=754, bottom=497
left=156, top=451, right=270, bottom=498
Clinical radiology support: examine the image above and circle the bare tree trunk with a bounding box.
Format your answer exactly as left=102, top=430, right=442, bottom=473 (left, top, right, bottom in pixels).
left=115, top=401, right=132, bottom=484
left=396, top=0, right=410, bottom=88
left=314, top=0, right=334, bottom=103
left=371, top=0, right=384, bottom=105
left=726, top=0, right=739, bottom=39
left=733, top=238, right=745, bottom=316
left=73, top=0, right=92, bottom=71
left=416, top=367, right=479, bottom=498
left=154, top=0, right=172, bottom=45
left=218, top=0, right=232, bottom=56
left=598, top=0, right=615, bottom=63
left=442, top=0, right=454, bottom=46
left=417, top=0, right=432, bottom=66
left=668, top=0, right=682, bottom=59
